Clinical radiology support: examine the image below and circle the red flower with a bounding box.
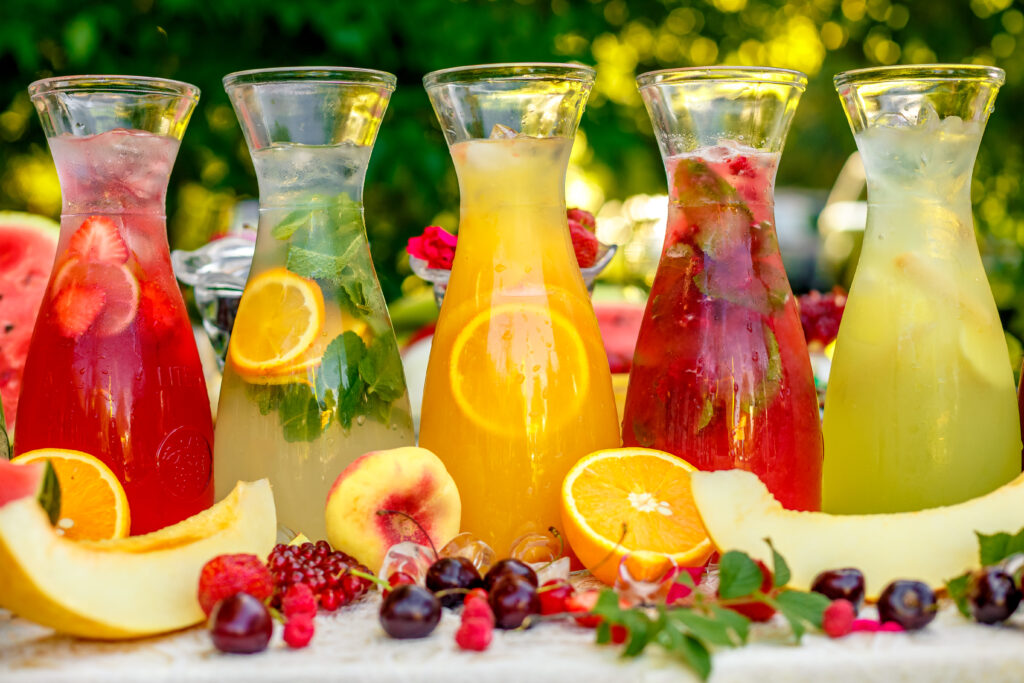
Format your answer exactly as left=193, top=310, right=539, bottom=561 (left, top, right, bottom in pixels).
left=408, top=225, right=458, bottom=270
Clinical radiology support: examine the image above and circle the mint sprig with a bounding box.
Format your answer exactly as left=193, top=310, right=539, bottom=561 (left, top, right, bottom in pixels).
left=0, top=401, right=9, bottom=460
left=589, top=546, right=828, bottom=680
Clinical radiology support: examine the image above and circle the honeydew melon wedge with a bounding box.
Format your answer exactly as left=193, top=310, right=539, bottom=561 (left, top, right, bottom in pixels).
left=691, top=469, right=1024, bottom=600
left=0, top=479, right=275, bottom=639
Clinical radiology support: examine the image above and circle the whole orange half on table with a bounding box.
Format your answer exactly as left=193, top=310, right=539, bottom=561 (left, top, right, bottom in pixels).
left=561, top=447, right=713, bottom=586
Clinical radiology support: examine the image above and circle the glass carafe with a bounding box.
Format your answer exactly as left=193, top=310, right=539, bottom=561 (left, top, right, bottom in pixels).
left=823, top=65, right=1021, bottom=513
left=419, top=64, right=620, bottom=553
left=17, top=76, right=214, bottom=534
left=622, top=68, right=822, bottom=511
left=216, top=68, right=414, bottom=540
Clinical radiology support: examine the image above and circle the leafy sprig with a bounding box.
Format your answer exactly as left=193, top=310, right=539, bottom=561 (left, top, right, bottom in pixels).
left=589, top=544, right=829, bottom=680
left=0, top=401, right=9, bottom=460
left=946, top=527, right=1024, bottom=617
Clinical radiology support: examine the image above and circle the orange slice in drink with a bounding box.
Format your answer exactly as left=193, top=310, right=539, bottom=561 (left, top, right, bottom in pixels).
left=11, top=448, right=130, bottom=541
left=449, top=303, right=589, bottom=438
left=561, top=447, right=713, bottom=586
left=229, top=267, right=325, bottom=378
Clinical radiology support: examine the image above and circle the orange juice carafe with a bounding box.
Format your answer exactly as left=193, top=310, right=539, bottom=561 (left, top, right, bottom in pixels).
left=419, top=63, right=620, bottom=554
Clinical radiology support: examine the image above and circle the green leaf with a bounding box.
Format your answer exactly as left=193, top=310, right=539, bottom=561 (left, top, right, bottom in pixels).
left=620, top=610, right=654, bottom=657
left=676, top=634, right=712, bottom=680
left=774, top=589, right=830, bottom=634
left=286, top=240, right=363, bottom=285
left=0, top=400, right=9, bottom=460
left=271, top=208, right=311, bottom=240
left=696, top=397, right=714, bottom=431
left=592, top=589, right=624, bottom=619
left=765, top=538, right=791, bottom=588
left=359, top=335, right=407, bottom=402
left=247, top=384, right=283, bottom=416
left=595, top=621, right=612, bottom=645
left=708, top=605, right=750, bottom=644
left=675, top=569, right=697, bottom=590
left=668, top=610, right=737, bottom=647
left=977, top=529, right=1024, bottom=566
left=945, top=573, right=972, bottom=618
left=318, top=332, right=367, bottom=430
left=278, top=384, right=326, bottom=442
left=718, top=551, right=764, bottom=599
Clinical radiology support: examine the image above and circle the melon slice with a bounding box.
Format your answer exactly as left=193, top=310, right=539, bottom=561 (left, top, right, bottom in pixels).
left=0, top=479, right=275, bottom=639
left=691, top=469, right=1024, bottom=600
left=0, top=458, right=60, bottom=524
left=0, top=212, right=59, bottom=433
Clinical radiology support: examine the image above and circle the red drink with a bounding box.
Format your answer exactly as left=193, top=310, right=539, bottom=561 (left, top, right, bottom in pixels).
left=621, top=147, right=822, bottom=510
left=16, top=128, right=214, bottom=533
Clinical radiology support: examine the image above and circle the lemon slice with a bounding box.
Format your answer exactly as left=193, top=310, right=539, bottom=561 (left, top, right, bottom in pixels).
left=229, top=267, right=325, bottom=377
left=449, top=303, right=589, bottom=438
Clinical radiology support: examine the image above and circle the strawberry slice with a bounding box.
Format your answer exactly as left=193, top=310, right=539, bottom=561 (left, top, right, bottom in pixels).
left=67, top=216, right=129, bottom=265
left=53, top=283, right=106, bottom=338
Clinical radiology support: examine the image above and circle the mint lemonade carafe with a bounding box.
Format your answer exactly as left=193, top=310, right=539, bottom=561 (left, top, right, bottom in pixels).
left=16, top=77, right=214, bottom=534
left=823, top=65, right=1021, bottom=513
left=215, top=68, right=413, bottom=540
left=622, top=68, right=822, bottom=511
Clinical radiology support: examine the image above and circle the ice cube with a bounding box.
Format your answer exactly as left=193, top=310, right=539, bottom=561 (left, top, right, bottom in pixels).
left=378, top=541, right=436, bottom=583
left=439, top=532, right=496, bottom=574
left=508, top=529, right=562, bottom=564
left=874, top=112, right=913, bottom=129
left=489, top=123, right=520, bottom=139
left=614, top=555, right=678, bottom=605
left=531, top=557, right=570, bottom=585
left=915, top=102, right=941, bottom=132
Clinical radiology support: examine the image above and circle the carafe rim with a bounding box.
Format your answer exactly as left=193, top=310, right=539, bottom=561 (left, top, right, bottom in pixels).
left=637, top=66, right=807, bottom=90
left=834, top=63, right=1004, bottom=89
left=223, top=66, right=396, bottom=90
left=423, top=62, right=595, bottom=88
left=28, top=75, right=199, bottom=101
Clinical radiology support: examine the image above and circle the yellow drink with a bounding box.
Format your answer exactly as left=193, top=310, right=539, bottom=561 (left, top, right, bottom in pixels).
left=419, top=136, right=620, bottom=553
left=822, top=106, right=1020, bottom=512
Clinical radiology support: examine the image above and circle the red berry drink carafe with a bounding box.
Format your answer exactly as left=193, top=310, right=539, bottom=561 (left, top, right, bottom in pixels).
left=17, top=76, right=214, bottom=533
left=622, top=68, right=822, bottom=510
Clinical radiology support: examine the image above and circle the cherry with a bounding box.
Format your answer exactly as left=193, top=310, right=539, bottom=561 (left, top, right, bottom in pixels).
left=425, top=557, right=483, bottom=608
left=384, top=571, right=416, bottom=599
left=877, top=580, right=936, bottom=631
left=967, top=568, right=1022, bottom=624
left=489, top=575, right=540, bottom=629
left=810, top=568, right=866, bottom=611
left=538, top=578, right=575, bottom=615
left=483, top=558, right=538, bottom=591
left=209, top=593, right=273, bottom=654
left=379, top=584, right=442, bottom=639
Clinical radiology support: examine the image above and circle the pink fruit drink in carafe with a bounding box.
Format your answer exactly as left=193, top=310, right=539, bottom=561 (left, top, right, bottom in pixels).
left=16, top=77, right=214, bottom=533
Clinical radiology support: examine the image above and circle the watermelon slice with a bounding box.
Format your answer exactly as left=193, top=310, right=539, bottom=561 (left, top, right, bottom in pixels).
left=0, top=458, right=61, bottom=524
left=0, top=212, right=59, bottom=434
left=594, top=302, right=645, bottom=374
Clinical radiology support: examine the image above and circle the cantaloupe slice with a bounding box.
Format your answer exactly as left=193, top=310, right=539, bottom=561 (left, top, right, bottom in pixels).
left=691, top=469, right=1024, bottom=600
left=0, top=479, right=276, bottom=639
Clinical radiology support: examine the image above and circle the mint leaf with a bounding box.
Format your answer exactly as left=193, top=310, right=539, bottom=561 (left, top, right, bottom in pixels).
left=774, top=589, right=829, bottom=640
left=673, top=159, right=737, bottom=205
left=360, top=336, right=406, bottom=402
left=278, top=384, right=325, bottom=442
left=620, top=610, right=655, bottom=657
left=690, top=204, right=753, bottom=261
left=675, top=569, right=697, bottom=590
left=977, top=529, right=1024, bottom=566
left=945, top=573, right=972, bottom=618
left=676, top=634, right=712, bottom=680
left=272, top=209, right=311, bottom=240
left=766, top=538, right=791, bottom=588
left=718, top=551, right=764, bottom=599
left=317, top=332, right=367, bottom=430
left=667, top=610, right=737, bottom=647
left=708, top=605, right=750, bottom=644
left=0, top=400, right=9, bottom=460
left=286, top=239, right=363, bottom=285
left=696, top=397, right=714, bottom=431
left=247, top=384, right=283, bottom=416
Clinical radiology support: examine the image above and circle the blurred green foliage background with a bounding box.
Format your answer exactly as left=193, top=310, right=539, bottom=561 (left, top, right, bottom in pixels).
left=1, top=0, right=1023, bottom=330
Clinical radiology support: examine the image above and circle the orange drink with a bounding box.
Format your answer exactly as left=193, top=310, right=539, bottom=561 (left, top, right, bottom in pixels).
left=419, top=65, right=620, bottom=554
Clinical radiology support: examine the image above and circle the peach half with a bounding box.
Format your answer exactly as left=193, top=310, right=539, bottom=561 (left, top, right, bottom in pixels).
left=325, top=447, right=460, bottom=573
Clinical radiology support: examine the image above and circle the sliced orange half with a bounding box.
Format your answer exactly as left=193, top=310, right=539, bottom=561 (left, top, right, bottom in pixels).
left=561, top=447, right=713, bottom=586
left=449, top=303, right=589, bottom=438
left=11, top=448, right=130, bottom=541
left=229, top=267, right=325, bottom=377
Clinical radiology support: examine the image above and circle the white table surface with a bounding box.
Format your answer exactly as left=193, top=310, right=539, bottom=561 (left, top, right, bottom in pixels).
left=4, top=597, right=1024, bottom=682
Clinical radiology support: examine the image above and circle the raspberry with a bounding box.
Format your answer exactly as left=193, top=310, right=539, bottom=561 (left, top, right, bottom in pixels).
left=282, top=583, right=317, bottom=618
left=879, top=621, right=905, bottom=632
left=465, top=588, right=489, bottom=604
left=455, top=616, right=493, bottom=651
left=283, top=614, right=315, bottom=649
left=797, top=288, right=847, bottom=347
left=566, top=208, right=596, bottom=230
left=822, top=599, right=856, bottom=638
left=198, top=554, right=274, bottom=617
left=727, top=155, right=754, bottom=177
left=462, top=596, right=495, bottom=625
left=569, top=220, right=599, bottom=268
